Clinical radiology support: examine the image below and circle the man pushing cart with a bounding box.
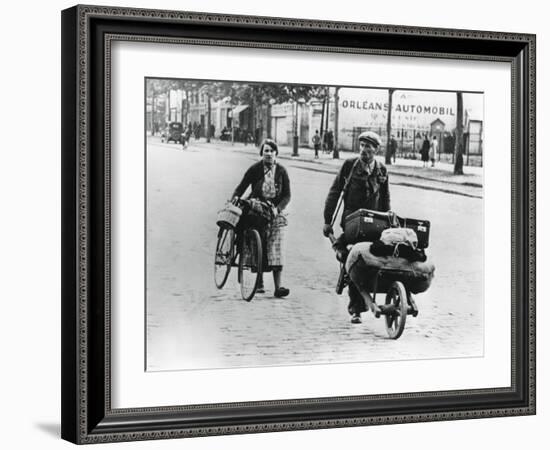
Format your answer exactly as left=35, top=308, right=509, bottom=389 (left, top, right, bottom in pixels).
left=322, top=131, right=435, bottom=338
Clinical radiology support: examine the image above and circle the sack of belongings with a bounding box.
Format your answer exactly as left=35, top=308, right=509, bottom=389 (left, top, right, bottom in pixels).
left=369, top=227, right=427, bottom=262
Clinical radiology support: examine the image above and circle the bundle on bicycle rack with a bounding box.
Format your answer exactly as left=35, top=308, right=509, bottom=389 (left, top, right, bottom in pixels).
left=239, top=199, right=272, bottom=230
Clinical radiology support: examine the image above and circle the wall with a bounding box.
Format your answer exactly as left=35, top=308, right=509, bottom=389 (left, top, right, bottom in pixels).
left=0, top=1, right=545, bottom=449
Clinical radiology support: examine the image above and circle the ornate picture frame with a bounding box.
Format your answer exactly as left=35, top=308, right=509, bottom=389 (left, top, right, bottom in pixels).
left=61, top=5, right=535, bottom=444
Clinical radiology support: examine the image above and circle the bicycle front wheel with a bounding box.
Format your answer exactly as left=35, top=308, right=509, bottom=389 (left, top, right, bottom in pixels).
left=214, top=227, right=234, bottom=289
left=238, top=228, right=263, bottom=301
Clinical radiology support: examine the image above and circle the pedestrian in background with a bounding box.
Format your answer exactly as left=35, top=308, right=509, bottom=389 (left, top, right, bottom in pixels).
left=194, top=123, right=201, bottom=140
left=326, top=129, right=334, bottom=154
left=421, top=134, right=430, bottom=167
left=312, top=130, right=321, bottom=159
left=181, top=125, right=192, bottom=149
left=389, top=134, right=398, bottom=164
left=429, top=135, right=438, bottom=167
left=232, top=139, right=292, bottom=298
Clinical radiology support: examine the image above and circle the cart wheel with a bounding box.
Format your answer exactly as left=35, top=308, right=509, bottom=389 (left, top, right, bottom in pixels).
left=384, top=281, right=408, bottom=339
left=238, top=228, right=262, bottom=302
left=214, top=227, right=234, bottom=289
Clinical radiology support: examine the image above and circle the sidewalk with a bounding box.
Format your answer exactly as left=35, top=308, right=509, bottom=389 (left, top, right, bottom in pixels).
left=189, top=138, right=483, bottom=188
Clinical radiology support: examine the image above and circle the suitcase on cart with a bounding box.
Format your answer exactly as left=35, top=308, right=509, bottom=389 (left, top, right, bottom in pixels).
left=343, top=209, right=397, bottom=244
left=344, top=208, right=431, bottom=249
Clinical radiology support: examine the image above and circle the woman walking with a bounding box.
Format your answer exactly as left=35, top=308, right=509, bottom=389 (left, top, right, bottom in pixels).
left=231, top=139, right=291, bottom=297
left=429, top=135, right=438, bottom=167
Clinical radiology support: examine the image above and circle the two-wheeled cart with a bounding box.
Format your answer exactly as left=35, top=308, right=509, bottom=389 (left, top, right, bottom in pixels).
left=331, top=237, right=433, bottom=340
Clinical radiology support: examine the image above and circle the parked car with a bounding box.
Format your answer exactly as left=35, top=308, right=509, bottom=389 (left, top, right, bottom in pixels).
left=161, top=122, right=184, bottom=143
left=220, top=127, right=232, bottom=141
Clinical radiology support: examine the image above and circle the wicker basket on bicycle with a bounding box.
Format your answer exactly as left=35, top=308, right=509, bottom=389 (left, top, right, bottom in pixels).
left=216, top=203, right=243, bottom=229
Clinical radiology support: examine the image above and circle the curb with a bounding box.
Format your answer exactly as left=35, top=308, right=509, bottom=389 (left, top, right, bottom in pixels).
left=273, top=153, right=483, bottom=188
left=233, top=148, right=482, bottom=199
left=150, top=138, right=483, bottom=196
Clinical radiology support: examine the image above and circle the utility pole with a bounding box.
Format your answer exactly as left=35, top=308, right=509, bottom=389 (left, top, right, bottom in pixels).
left=386, top=88, right=395, bottom=165
left=454, top=91, right=465, bottom=174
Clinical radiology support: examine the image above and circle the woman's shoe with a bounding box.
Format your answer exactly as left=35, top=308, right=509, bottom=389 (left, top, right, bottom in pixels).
left=274, top=287, right=290, bottom=298
left=350, top=313, right=362, bottom=324
left=256, top=284, right=265, bottom=294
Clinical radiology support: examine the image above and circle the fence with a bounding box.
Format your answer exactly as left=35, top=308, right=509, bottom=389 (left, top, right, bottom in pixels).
left=350, top=127, right=483, bottom=167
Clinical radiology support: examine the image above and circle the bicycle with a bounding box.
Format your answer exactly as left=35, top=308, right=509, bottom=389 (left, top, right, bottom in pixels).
left=214, top=198, right=266, bottom=301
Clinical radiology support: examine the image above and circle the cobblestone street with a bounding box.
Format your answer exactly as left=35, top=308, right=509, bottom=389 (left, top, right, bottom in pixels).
left=145, top=138, right=484, bottom=371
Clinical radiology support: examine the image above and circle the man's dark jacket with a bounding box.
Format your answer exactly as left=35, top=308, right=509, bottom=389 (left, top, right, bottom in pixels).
left=324, top=157, right=391, bottom=227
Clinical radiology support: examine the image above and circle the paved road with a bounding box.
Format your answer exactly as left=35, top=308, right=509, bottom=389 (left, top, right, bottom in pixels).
left=146, top=139, right=484, bottom=371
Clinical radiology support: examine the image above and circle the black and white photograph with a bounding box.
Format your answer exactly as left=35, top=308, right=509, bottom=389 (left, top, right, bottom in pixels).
left=57, top=0, right=537, bottom=445
left=145, top=78, right=485, bottom=372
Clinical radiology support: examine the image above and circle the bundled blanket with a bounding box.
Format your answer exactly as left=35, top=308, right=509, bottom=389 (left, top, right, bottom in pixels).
left=345, top=242, right=435, bottom=294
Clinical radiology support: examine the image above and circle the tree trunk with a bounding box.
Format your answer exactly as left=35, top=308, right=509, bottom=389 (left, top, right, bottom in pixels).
left=167, top=90, right=171, bottom=122
left=333, top=87, right=340, bottom=159
left=325, top=87, right=330, bottom=135
left=251, top=93, right=257, bottom=146
left=151, top=94, right=156, bottom=135
left=206, top=92, right=212, bottom=143
left=385, top=88, right=395, bottom=165
left=454, top=92, right=464, bottom=175
left=319, top=94, right=326, bottom=142
left=184, top=90, right=189, bottom=126
left=231, top=105, right=235, bottom=145
left=267, top=104, right=272, bottom=139
left=181, top=99, right=189, bottom=124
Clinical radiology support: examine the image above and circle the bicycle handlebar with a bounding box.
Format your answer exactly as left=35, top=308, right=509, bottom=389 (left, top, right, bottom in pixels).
left=232, top=197, right=274, bottom=210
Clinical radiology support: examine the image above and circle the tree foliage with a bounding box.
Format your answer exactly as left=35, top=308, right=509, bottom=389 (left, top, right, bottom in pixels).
left=146, top=79, right=326, bottom=107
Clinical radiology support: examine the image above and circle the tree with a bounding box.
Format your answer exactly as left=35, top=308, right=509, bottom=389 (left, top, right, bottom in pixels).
left=454, top=92, right=465, bottom=175
left=146, top=79, right=170, bottom=135
left=146, top=79, right=199, bottom=134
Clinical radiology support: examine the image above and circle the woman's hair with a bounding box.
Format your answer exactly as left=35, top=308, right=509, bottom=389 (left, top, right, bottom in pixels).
left=259, top=138, right=279, bottom=156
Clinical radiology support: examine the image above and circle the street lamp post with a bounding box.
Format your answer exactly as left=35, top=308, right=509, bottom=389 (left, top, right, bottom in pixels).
left=333, top=87, right=340, bottom=159
left=292, top=97, right=305, bottom=157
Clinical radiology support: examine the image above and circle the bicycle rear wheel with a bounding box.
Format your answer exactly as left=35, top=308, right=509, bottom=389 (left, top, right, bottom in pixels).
left=214, top=227, right=234, bottom=289
left=238, top=228, right=262, bottom=301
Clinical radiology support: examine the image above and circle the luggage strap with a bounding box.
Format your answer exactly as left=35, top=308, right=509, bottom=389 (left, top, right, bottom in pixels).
left=330, top=159, right=360, bottom=227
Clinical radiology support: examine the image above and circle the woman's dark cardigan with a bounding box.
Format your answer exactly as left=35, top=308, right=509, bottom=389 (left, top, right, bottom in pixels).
left=232, top=161, right=291, bottom=212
